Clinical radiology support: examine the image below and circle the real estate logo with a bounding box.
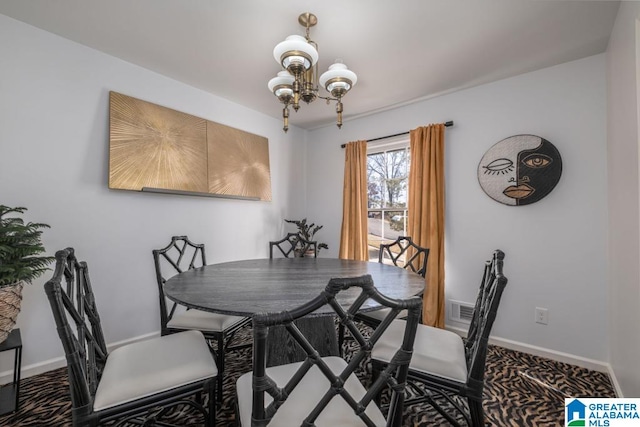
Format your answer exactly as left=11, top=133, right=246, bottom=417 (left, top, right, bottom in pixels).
left=565, top=398, right=640, bottom=426
left=567, top=399, right=587, bottom=426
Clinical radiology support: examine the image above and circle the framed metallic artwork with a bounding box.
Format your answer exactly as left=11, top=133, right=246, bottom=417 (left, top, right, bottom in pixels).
left=477, top=134, right=562, bottom=206
left=207, top=121, right=272, bottom=201
left=108, top=91, right=272, bottom=201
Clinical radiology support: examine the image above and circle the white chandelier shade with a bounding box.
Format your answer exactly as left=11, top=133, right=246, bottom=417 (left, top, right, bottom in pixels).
left=319, top=62, right=357, bottom=97
left=273, top=35, right=318, bottom=72
left=267, top=71, right=295, bottom=102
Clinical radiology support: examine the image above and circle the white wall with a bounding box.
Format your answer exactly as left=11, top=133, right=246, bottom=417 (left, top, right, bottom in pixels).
left=607, top=1, right=640, bottom=397
left=307, top=54, right=608, bottom=362
left=0, top=15, right=307, bottom=372
left=0, top=10, right=618, bottom=382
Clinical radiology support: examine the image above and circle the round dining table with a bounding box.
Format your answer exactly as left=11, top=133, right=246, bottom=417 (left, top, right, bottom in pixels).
left=164, top=257, right=425, bottom=366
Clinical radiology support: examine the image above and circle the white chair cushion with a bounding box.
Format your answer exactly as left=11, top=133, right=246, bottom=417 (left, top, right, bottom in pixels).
left=93, top=330, right=218, bottom=411
left=236, top=356, right=386, bottom=426
left=168, top=308, right=246, bottom=332
left=372, top=319, right=468, bottom=383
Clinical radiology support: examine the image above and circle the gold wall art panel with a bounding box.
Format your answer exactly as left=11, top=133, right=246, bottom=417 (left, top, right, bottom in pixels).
left=207, top=121, right=272, bottom=201
left=108, top=92, right=271, bottom=201
left=109, top=92, right=208, bottom=192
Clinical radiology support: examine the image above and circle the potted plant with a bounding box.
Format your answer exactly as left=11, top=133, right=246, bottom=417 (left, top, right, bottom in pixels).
left=284, top=218, right=329, bottom=257
left=0, top=205, right=54, bottom=343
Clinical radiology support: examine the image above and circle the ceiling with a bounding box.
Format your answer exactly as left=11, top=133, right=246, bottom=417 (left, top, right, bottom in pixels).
left=0, top=0, right=621, bottom=130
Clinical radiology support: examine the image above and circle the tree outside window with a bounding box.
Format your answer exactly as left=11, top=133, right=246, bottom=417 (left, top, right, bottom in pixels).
left=367, top=145, right=410, bottom=262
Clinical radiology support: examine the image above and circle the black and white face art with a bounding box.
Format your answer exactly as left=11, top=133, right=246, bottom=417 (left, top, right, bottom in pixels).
left=477, top=135, right=562, bottom=206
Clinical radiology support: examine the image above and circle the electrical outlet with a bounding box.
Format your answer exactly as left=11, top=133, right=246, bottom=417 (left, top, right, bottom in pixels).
left=535, top=307, right=548, bottom=325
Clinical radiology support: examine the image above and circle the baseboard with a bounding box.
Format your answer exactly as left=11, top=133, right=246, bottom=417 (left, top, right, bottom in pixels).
left=0, top=330, right=159, bottom=384
left=446, top=326, right=611, bottom=373
left=606, top=364, right=624, bottom=397
left=449, top=326, right=624, bottom=397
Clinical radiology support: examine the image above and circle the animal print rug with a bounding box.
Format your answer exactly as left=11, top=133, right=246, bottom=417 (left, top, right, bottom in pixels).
left=0, top=326, right=614, bottom=426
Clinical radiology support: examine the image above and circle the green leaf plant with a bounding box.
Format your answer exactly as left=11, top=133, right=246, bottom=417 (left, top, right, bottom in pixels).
left=0, top=205, right=54, bottom=287
left=284, top=218, right=329, bottom=254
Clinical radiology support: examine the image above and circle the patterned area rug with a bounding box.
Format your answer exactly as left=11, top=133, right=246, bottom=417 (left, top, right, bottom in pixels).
left=0, top=325, right=615, bottom=426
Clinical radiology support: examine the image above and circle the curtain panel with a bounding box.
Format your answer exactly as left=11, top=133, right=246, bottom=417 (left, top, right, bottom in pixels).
left=339, top=140, right=369, bottom=261
left=408, top=124, right=446, bottom=327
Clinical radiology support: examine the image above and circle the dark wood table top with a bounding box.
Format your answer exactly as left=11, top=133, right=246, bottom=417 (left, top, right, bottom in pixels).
left=164, top=257, right=425, bottom=317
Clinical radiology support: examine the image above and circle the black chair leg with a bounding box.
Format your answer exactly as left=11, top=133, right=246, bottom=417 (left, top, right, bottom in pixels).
left=469, top=398, right=484, bottom=427
left=217, top=334, right=224, bottom=403
left=208, top=380, right=217, bottom=427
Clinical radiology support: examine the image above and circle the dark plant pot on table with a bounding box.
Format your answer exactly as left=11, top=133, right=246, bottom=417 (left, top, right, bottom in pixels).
left=0, top=205, right=53, bottom=344
left=295, top=247, right=320, bottom=258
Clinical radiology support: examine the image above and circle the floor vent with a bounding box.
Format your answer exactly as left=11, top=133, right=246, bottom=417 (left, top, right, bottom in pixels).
left=449, top=300, right=474, bottom=323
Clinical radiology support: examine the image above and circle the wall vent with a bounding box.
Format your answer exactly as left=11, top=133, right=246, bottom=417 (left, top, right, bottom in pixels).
left=449, top=300, right=475, bottom=324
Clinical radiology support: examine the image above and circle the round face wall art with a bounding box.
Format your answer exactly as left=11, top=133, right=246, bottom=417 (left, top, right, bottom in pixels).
left=477, top=134, right=562, bottom=206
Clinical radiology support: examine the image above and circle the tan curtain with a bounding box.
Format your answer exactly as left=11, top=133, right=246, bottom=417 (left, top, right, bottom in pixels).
left=339, top=140, right=369, bottom=261
left=408, top=124, right=446, bottom=327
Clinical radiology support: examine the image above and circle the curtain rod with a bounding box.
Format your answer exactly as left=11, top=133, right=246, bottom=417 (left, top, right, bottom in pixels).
left=340, top=121, right=454, bottom=148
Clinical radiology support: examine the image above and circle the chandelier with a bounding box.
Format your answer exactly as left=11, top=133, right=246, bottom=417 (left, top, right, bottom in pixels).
left=268, top=12, right=357, bottom=133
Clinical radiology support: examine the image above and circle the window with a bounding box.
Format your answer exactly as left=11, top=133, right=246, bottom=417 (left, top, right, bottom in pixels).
left=367, top=137, right=410, bottom=262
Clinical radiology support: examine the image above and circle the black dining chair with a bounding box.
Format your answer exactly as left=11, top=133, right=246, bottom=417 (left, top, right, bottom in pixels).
left=269, top=232, right=318, bottom=258
left=339, top=235, right=429, bottom=354
left=371, top=250, right=508, bottom=427
left=235, top=274, right=422, bottom=426
left=153, top=235, right=251, bottom=402
left=378, top=236, right=429, bottom=277
left=45, top=248, right=218, bottom=426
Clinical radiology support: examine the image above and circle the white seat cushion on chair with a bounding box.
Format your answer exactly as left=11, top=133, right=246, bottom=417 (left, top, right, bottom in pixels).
left=236, top=356, right=386, bottom=426
left=168, top=308, right=246, bottom=332
left=93, top=330, right=218, bottom=411
left=372, top=319, right=468, bottom=383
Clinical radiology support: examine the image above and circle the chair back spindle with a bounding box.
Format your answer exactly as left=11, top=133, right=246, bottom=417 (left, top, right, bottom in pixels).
left=269, top=232, right=318, bottom=258
left=465, top=250, right=507, bottom=385
left=152, top=236, right=206, bottom=333
left=378, top=236, right=429, bottom=278
left=248, top=275, right=422, bottom=426
left=45, top=248, right=110, bottom=417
